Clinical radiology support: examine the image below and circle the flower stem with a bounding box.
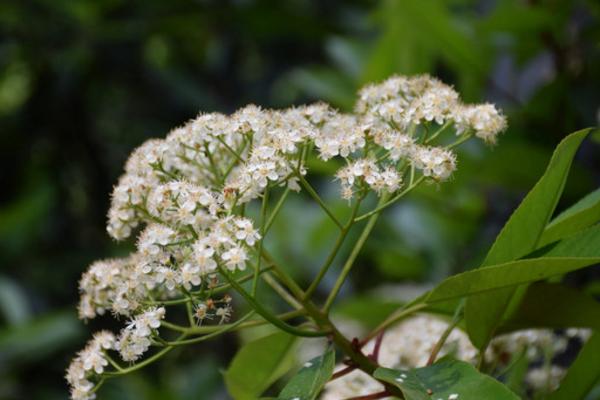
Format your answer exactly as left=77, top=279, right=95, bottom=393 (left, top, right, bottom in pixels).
left=264, top=187, right=290, bottom=233
left=427, top=300, right=464, bottom=365
left=102, top=333, right=188, bottom=376
left=252, top=188, right=270, bottom=295
left=361, top=303, right=427, bottom=345
left=298, top=173, right=343, bottom=229
left=303, top=195, right=363, bottom=300
left=354, top=177, right=424, bottom=222
left=323, top=194, right=389, bottom=312
left=219, top=266, right=328, bottom=337
left=165, top=311, right=256, bottom=345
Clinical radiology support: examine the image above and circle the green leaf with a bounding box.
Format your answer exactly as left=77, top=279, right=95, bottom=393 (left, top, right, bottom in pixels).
left=499, top=282, right=600, bottom=333
left=548, top=333, right=600, bottom=400
left=277, top=348, right=335, bottom=400
left=333, top=296, right=404, bottom=329
left=374, top=358, right=519, bottom=400
left=465, top=129, right=590, bottom=349
left=224, top=331, right=297, bottom=400
left=539, top=187, right=600, bottom=246
left=425, top=257, right=600, bottom=304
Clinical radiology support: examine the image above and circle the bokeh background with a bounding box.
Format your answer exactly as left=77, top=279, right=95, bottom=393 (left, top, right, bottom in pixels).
left=1, top=0, right=599, bottom=399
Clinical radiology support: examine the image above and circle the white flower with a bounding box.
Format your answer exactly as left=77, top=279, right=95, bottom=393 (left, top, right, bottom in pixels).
left=221, top=246, right=248, bottom=271
left=130, top=307, right=166, bottom=337
left=234, top=217, right=261, bottom=245
left=116, top=328, right=152, bottom=362
left=79, top=345, right=108, bottom=374
left=92, top=330, right=116, bottom=350
left=155, top=266, right=182, bottom=291
left=181, top=263, right=202, bottom=289
left=411, top=146, right=456, bottom=181
left=454, top=104, right=507, bottom=144
left=192, top=239, right=217, bottom=273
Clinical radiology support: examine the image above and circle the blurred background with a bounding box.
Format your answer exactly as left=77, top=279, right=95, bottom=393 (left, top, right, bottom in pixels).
left=1, top=0, right=599, bottom=399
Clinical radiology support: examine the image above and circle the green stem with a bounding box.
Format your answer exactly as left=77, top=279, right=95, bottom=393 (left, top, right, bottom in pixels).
left=253, top=188, right=270, bottom=295
left=298, top=173, right=343, bottom=230
left=425, top=121, right=451, bottom=144
left=161, top=309, right=305, bottom=334
left=354, top=177, right=424, bottom=222
left=165, top=312, right=256, bottom=345
left=105, top=354, right=124, bottom=372
left=102, top=333, right=188, bottom=376
left=322, top=194, right=389, bottom=312
left=362, top=303, right=427, bottom=344
left=427, top=300, right=465, bottom=365
left=222, top=138, right=249, bottom=178
left=260, top=248, right=306, bottom=300
left=219, top=266, right=328, bottom=337
left=216, top=136, right=246, bottom=163
left=263, top=272, right=303, bottom=310
left=264, top=187, right=290, bottom=233
left=303, top=195, right=363, bottom=300
left=203, top=143, right=224, bottom=183
left=447, top=133, right=472, bottom=150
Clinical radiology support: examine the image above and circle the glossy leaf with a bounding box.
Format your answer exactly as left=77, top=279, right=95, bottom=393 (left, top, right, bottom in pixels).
left=277, top=348, right=335, bottom=400
left=539, top=187, right=600, bottom=246
left=374, top=358, right=519, bottom=400
left=426, top=257, right=600, bottom=304
left=224, top=331, right=297, bottom=400
left=465, top=129, right=590, bottom=349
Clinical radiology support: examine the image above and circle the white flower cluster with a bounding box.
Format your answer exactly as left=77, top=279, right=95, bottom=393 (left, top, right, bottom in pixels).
left=66, top=331, right=115, bottom=400
left=106, top=74, right=505, bottom=240
left=116, top=307, right=165, bottom=362
left=66, top=308, right=166, bottom=398
left=69, top=74, right=507, bottom=399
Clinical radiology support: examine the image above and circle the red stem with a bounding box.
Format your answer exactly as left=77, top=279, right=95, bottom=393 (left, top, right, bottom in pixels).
left=370, top=331, right=385, bottom=362
left=330, top=364, right=357, bottom=381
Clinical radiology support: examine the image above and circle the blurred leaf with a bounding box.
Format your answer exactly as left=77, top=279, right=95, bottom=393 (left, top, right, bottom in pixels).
left=374, top=358, right=519, bottom=399
left=479, top=1, right=558, bottom=35
left=364, top=0, right=488, bottom=98
left=0, top=179, right=55, bottom=257
left=374, top=248, right=427, bottom=280
left=539, top=187, right=600, bottom=246
left=224, top=331, right=297, bottom=400
left=548, top=333, right=600, bottom=400
left=324, top=37, right=365, bottom=79
left=465, top=129, right=590, bottom=349
left=277, top=348, right=335, bottom=400
left=500, top=282, right=600, bottom=333
left=0, top=276, right=31, bottom=326
left=333, top=295, right=403, bottom=329
left=277, top=68, right=355, bottom=110
left=0, top=311, right=82, bottom=368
